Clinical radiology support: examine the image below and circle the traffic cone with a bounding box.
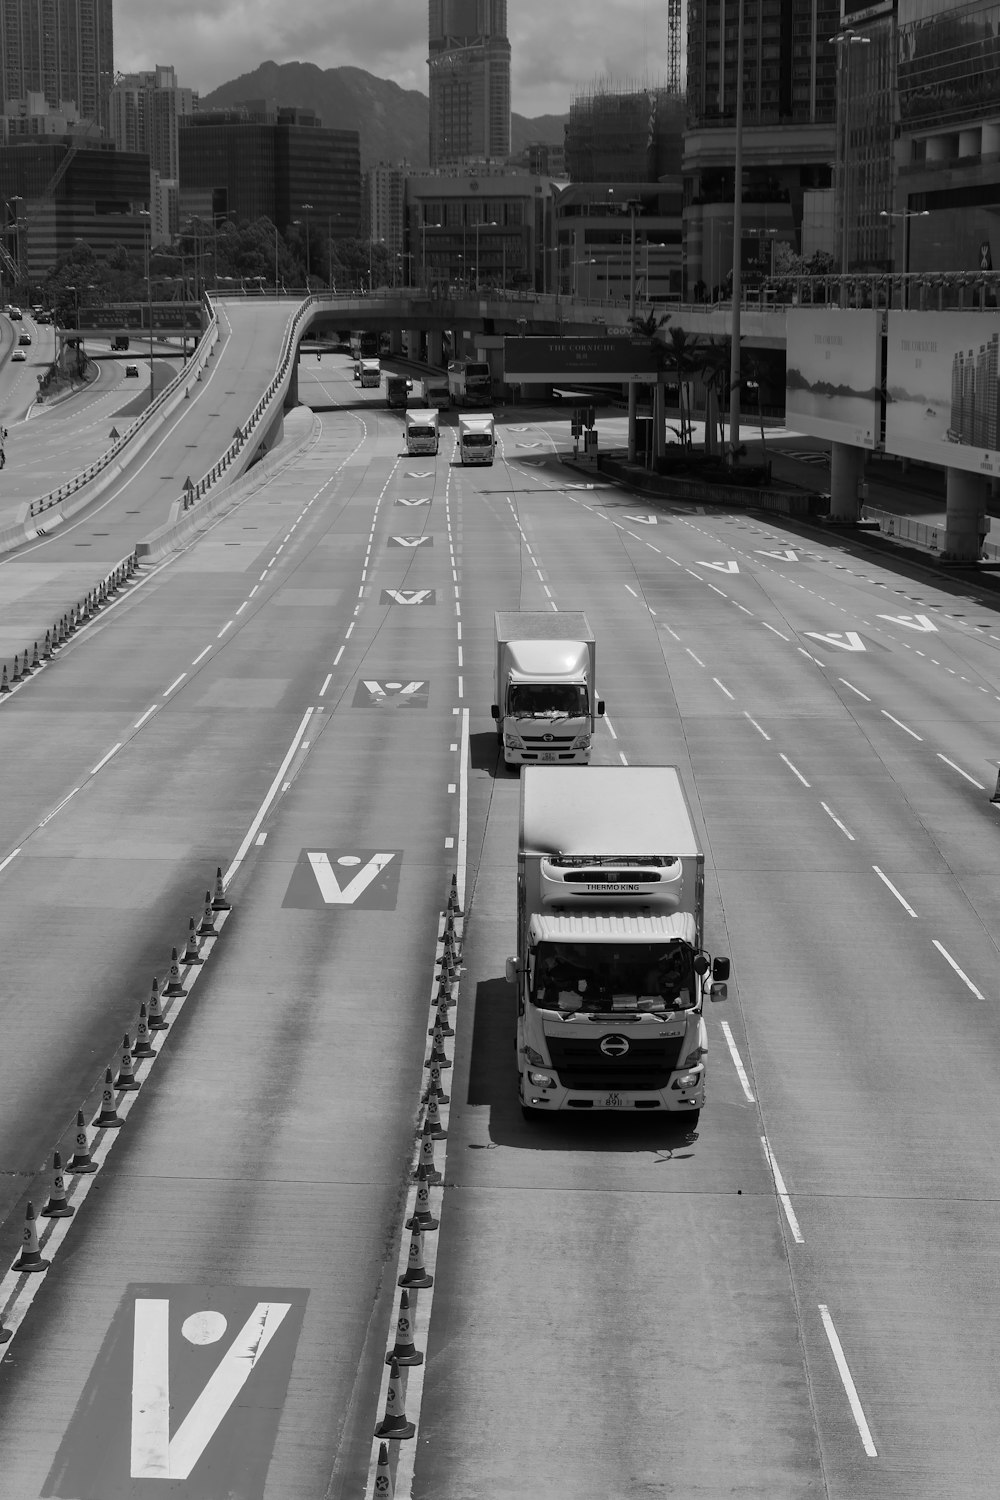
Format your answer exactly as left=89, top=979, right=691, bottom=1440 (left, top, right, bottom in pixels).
left=385, top=1290, right=423, bottom=1366
left=67, top=607, right=77, bottom=634
left=0, top=664, right=9, bottom=694
left=59, top=613, right=69, bottom=643
left=197, top=891, right=217, bottom=936
left=423, top=1094, right=447, bottom=1140
left=41, top=1152, right=74, bottom=1218
left=0, top=1317, right=10, bottom=1345
left=12, top=1203, right=48, bottom=1273
left=30, top=641, right=40, bottom=671
left=373, top=1441, right=394, bottom=1497
left=447, top=872, right=463, bottom=917
left=406, top=1177, right=439, bottom=1232
left=147, top=976, right=169, bottom=1030
left=374, top=1357, right=415, bottom=1439
left=436, top=929, right=454, bottom=968
left=164, top=947, right=186, bottom=997
left=67, top=1110, right=98, bottom=1174
left=11, top=653, right=21, bottom=683
left=421, top=1062, right=449, bottom=1106
left=398, top=1224, right=433, bottom=1289
left=133, top=1003, right=155, bottom=1058
left=21, top=645, right=33, bottom=675
left=991, top=768, right=1000, bottom=804
left=427, top=995, right=454, bottom=1038
left=433, top=973, right=455, bottom=1010
left=93, top=1068, right=124, bottom=1129
left=115, top=1034, right=140, bottom=1091
left=42, top=629, right=53, bottom=660
left=425, top=1025, right=451, bottom=1070
left=182, top=917, right=203, bottom=965
left=212, top=866, right=231, bottom=911
left=413, top=1133, right=441, bottom=1185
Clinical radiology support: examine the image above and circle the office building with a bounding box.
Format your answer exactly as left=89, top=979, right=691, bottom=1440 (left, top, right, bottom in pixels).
left=428, top=0, right=511, bottom=167
left=178, top=105, right=360, bottom=243
left=110, top=66, right=196, bottom=243
left=0, top=0, right=115, bottom=134
left=363, top=162, right=407, bottom=275
left=683, top=0, right=839, bottom=293
left=0, top=139, right=148, bottom=277
left=405, top=170, right=553, bottom=291
left=553, top=181, right=683, bottom=302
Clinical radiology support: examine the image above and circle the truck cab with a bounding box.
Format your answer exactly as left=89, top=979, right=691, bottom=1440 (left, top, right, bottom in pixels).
left=458, top=413, right=495, bottom=464
left=493, top=611, right=603, bottom=767
left=405, top=408, right=440, bottom=455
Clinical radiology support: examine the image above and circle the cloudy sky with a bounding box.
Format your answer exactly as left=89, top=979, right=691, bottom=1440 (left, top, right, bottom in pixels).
left=115, top=0, right=674, bottom=118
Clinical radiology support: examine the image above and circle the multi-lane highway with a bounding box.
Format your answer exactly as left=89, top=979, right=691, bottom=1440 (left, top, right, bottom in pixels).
left=0, top=330, right=998, bottom=1498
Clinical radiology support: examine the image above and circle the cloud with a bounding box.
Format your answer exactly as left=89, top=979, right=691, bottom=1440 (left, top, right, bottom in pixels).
left=114, top=0, right=661, bottom=118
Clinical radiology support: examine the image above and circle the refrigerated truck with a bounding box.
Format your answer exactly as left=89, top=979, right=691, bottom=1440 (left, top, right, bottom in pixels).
left=458, top=413, right=495, bottom=464
left=405, top=409, right=440, bottom=455
left=492, top=611, right=602, bottom=767
left=360, top=358, right=381, bottom=388
left=508, top=766, right=730, bottom=1122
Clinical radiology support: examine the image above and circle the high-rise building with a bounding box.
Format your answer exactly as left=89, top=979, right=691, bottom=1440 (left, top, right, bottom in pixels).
left=363, top=162, right=407, bottom=275
left=0, top=0, right=115, bottom=134
left=110, top=66, right=197, bottom=243
left=566, top=86, right=684, bottom=183
left=428, top=0, right=510, bottom=167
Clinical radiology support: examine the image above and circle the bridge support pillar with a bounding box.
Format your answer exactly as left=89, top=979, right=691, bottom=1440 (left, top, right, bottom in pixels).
left=427, top=329, right=444, bottom=369
left=829, top=441, right=865, bottom=521
left=944, top=467, right=988, bottom=562
left=284, top=353, right=299, bottom=410
left=627, top=382, right=638, bottom=463
left=389, top=326, right=403, bottom=356
left=653, top=382, right=666, bottom=461
left=403, top=330, right=419, bottom=362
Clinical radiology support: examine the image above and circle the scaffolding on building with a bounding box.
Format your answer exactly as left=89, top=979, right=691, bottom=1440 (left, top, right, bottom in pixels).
left=565, top=79, right=683, bottom=183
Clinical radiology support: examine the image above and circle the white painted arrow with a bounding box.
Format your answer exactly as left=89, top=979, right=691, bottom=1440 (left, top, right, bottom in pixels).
left=307, top=852, right=397, bottom=903
left=626, top=514, right=658, bottom=525
left=755, top=548, right=799, bottom=561
left=397, top=497, right=430, bottom=506
left=804, top=630, right=866, bottom=652
left=518, top=441, right=541, bottom=448
left=390, top=536, right=431, bottom=547
left=697, top=560, right=740, bottom=573
left=406, top=470, right=434, bottom=478
left=877, top=613, right=937, bottom=633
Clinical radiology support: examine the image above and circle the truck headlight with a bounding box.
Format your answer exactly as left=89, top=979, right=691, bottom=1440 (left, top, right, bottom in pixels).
left=523, top=1046, right=547, bottom=1066
left=528, top=1072, right=556, bottom=1088
left=681, top=1045, right=706, bottom=1068
left=673, top=1067, right=703, bottom=1089
left=504, top=734, right=524, bottom=750
left=570, top=734, right=592, bottom=751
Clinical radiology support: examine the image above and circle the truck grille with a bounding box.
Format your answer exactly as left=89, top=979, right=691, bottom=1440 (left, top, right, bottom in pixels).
left=546, top=1034, right=684, bottom=1092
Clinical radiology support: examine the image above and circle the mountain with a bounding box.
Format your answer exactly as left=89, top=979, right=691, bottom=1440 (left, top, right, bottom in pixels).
left=199, top=61, right=567, bottom=171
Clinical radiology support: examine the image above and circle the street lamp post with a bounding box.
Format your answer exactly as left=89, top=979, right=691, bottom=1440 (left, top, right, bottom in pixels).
left=879, top=207, right=929, bottom=309
left=421, top=219, right=441, bottom=289
left=727, top=0, right=746, bottom=470
left=139, top=209, right=154, bottom=405
left=476, top=218, right=498, bottom=292
left=301, top=203, right=313, bottom=288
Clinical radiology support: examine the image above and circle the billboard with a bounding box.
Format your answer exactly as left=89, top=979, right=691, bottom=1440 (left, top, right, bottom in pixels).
left=785, top=308, right=880, bottom=448
left=503, top=336, right=661, bottom=383
left=886, top=311, right=1000, bottom=476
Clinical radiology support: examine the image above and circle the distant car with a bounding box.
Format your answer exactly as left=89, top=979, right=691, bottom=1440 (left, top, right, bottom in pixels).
left=18, top=331, right=31, bottom=346
left=8, top=307, right=22, bottom=321
left=124, top=364, right=139, bottom=377
left=11, top=348, right=26, bottom=361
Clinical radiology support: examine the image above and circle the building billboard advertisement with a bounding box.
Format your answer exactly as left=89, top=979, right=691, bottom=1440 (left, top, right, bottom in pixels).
left=503, top=336, right=661, bottom=383
left=885, top=311, right=1000, bottom=476
left=785, top=309, right=880, bottom=448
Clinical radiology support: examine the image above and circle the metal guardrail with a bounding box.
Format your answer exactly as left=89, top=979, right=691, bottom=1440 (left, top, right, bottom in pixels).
left=862, top=505, right=1000, bottom=561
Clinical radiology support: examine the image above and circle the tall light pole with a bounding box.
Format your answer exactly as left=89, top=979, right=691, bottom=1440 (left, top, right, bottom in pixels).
left=421, top=218, right=440, bottom=289
left=879, top=207, right=929, bottom=309
left=476, top=218, right=497, bottom=291
left=831, top=31, right=871, bottom=294
left=139, top=209, right=154, bottom=405
left=301, top=203, right=314, bottom=288
left=727, top=0, right=746, bottom=470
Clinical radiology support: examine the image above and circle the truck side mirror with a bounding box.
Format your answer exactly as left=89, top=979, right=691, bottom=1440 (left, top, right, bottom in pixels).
left=596, top=699, right=605, bottom=716
left=491, top=704, right=499, bottom=720
left=693, top=954, right=709, bottom=976
left=505, top=956, right=518, bottom=985
left=712, top=957, right=731, bottom=982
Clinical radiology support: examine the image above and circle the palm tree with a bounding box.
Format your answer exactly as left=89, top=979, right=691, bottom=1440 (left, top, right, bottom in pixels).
left=659, top=326, right=708, bottom=452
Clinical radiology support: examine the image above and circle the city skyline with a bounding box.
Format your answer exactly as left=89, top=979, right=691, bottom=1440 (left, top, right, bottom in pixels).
left=114, top=0, right=673, bottom=120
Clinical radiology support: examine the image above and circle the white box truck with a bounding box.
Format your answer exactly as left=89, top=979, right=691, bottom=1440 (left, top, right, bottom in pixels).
left=459, top=413, right=495, bottom=464
left=360, top=357, right=381, bottom=388
left=421, top=375, right=451, bottom=410
left=508, top=766, right=730, bottom=1123
left=405, top=409, right=440, bottom=455
left=492, top=611, right=603, bottom=767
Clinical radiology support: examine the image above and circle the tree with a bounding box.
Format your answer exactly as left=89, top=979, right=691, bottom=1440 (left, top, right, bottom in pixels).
left=660, top=326, right=708, bottom=451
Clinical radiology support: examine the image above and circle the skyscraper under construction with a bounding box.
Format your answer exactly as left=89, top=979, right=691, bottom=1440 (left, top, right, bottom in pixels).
left=428, top=0, right=511, bottom=167
left=0, top=0, right=115, bottom=134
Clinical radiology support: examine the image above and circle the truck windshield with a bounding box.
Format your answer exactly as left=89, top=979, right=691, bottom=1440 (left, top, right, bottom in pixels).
left=463, top=434, right=491, bottom=446
left=508, top=684, right=588, bottom=717
left=531, top=941, right=695, bottom=1014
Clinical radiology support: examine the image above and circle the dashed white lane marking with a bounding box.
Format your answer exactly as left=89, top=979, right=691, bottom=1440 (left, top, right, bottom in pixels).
left=761, top=1136, right=804, bottom=1243
left=881, top=709, right=922, bottom=741
left=191, top=645, right=212, bottom=666
left=839, top=678, right=871, bottom=702
left=936, top=753, right=985, bottom=789
left=319, top=674, right=332, bottom=697
left=0, top=848, right=22, bottom=875
left=217, top=620, right=234, bottom=638
left=605, top=716, right=619, bottom=740
left=686, top=648, right=705, bottom=667
left=720, top=1021, right=755, bottom=1103
left=619, top=750, right=629, bottom=765
left=779, top=754, right=810, bottom=787
left=346, top=622, right=355, bottom=638
left=763, top=622, right=790, bottom=641
left=224, top=707, right=317, bottom=885
left=821, top=802, right=855, bottom=840
left=625, top=584, right=638, bottom=597
left=163, top=673, right=187, bottom=698
left=744, top=713, right=771, bottom=740
left=818, top=1305, right=878, bottom=1457
left=713, top=678, right=735, bottom=700
left=90, top=743, right=122, bottom=776
left=134, top=705, right=157, bottom=729
left=256, top=832, right=268, bottom=846
left=873, top=866, right=918, bottom=917
left=235, top=601, right=248, bottom=615
left=249, top=585, right=259, bottom=598
left=333, top=645, right=345, bottom=666
left=932, top=940, right=985, bottom=999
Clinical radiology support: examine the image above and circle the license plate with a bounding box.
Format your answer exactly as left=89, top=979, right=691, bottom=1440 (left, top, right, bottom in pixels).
left=539, top=752, right=557, bottom=762
left=603, top=1092, right=627, bottom=1108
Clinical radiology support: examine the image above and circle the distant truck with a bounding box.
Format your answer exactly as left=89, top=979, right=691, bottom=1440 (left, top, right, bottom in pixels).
left=360, top=357, right=381, bottom=388
left=447, top=358, right=492, bottom=405
left=508, top=765, right=730, bottom=1123
left=405, top=408, right=440, bottom=455
left=421, top=375, right=451, bottom=410
left=492, top=610, right=603, bottom=768
left=112, top=334, right=129, bottom=351
left=459, top=413, right=495, bottom=465
left=386, top=374, right=410, bottom=408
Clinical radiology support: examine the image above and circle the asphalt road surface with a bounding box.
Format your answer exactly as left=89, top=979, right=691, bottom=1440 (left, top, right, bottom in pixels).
left=0, top=350, right=997, bottom=1499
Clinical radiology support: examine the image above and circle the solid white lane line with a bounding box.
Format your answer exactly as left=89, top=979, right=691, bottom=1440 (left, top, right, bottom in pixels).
left=134, top=705, right=157, bottom=729
left=779, top=754, right=810, bottom=787
left=224, top=707, right=316, bottom=885
left=936, top=753, right=985, bottom=789
left=0, top=848, right=22, bottom=875
left=763, top=622, right=789, bottom=640
left=90, top=743, right=123, bottom=776
left=686, top=648, right=705, bottom=667
left=163, top=673, right=187, bottom=698
left=720, top=1021, right=755, bottom=1102
left=333, top=645, right=345, bottom=666
left=839, top=678, right=871, bottom=701
left=932, top=940, right=985, bottom=999
left=713, top=678, right=735, bottom=700
left=872, top=866, right=918, bottom=918
left=818, top=1306, right=878, bottom=1458
left=760, top=1136, right=804, bottom=1243
left=191, top=646, right=212, bottom=666
left=821, top=802, right=855, bottom=840
left=881, top=709, right=922, bottom=741
left=744, top=713, right=771, bottom=740
left=319, top=674, right=332, bottom=696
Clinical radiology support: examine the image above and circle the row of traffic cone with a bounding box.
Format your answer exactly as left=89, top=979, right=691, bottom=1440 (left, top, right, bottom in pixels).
left=370, top=877, right=464, bottom=1476
left=0, top=557, right=138, bottom=697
